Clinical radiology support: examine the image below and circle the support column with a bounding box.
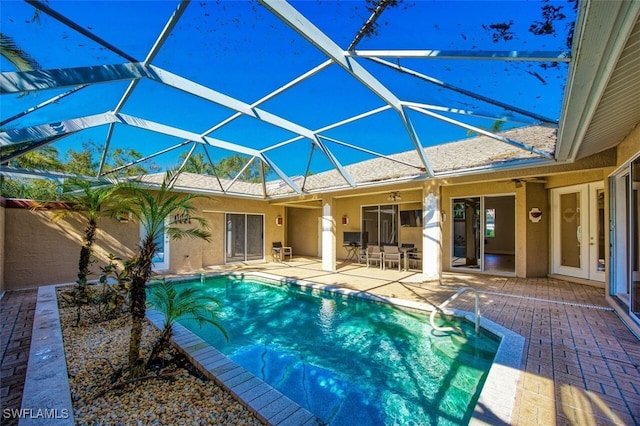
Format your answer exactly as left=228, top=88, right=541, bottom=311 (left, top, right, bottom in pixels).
left=321, top=199, right=336, bottom=272
left=422, top=186, right=442, bottom=281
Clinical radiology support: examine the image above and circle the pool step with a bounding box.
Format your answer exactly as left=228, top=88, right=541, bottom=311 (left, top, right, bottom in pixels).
left=431, top=333, right=496, bottom=365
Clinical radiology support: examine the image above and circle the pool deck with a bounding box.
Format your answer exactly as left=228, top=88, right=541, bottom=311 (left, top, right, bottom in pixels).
left=2, top=257, right=639, bottom=425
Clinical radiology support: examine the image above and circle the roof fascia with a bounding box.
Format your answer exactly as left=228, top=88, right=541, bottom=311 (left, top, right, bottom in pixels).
left=556, top=1, right=640, bottom=161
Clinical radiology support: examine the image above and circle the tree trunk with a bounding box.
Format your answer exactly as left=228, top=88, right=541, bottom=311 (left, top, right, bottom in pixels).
left=77, top=220, right=97, bottom=287
left=128, top=236, right=156, bottom=378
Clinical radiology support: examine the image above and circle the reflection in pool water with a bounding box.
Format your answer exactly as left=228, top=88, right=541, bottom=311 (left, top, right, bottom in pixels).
left=167, top=274, right=499, bottom=425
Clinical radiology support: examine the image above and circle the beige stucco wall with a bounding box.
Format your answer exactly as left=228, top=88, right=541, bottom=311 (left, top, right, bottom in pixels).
left=287, top=206, right=321, bottom=257
left=616, top=122, right=640, bottom=166
left=2, top=195, right=287, bottom=289
left=4, top=207, right=138, bottom=290
left=524, top=182, right=550, bottom=277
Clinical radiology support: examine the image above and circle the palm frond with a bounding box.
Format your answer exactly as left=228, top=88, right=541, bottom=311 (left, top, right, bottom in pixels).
left=0, top=33, right=40, bottom=71
left=147, top=279, right=228, bottom=341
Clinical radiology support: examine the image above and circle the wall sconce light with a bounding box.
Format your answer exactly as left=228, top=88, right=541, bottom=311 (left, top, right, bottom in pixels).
left=276, top=215, right=283, bottom=226
left=514, top=179, right=523, bottom=188
left=388, top=191, right=402, bottom=202
left=342, top=215, right=349, bottom=225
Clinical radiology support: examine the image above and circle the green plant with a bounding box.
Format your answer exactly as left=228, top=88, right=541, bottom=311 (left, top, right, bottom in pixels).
left=123, top=170, right=211, bottom=377
left=146, top=278, right=227, bottom=368
left=94, top=254, right=133, bottom=321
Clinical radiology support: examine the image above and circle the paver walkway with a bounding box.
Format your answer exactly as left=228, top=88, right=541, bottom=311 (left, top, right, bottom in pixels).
left=1, top=289, right=37, bottom=426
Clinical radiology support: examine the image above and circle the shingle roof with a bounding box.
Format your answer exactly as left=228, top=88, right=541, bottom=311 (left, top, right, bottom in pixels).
left=142, top=125, right=555, bottom=197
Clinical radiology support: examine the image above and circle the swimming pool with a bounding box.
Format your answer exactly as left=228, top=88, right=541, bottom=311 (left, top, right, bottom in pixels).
left=164, top=274, right=501, bottom=425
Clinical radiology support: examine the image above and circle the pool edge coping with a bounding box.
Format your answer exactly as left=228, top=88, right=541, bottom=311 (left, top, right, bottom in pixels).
left=22, top=274, right=522, bottom=426
left=177, top=271, right=525, bottom=425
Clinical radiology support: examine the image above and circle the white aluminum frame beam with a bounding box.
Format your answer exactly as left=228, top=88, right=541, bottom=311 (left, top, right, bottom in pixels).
left=260, top=0, right=434, bottom=176
left=368, top=57, right=558, bottom=125
left=407, top=105, right=554, bottom=159
left=350, top=50, right=571, bottom=61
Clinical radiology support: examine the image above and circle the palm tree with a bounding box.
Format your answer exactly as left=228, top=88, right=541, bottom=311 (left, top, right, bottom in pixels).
left=124, top=170, right=211, bottom=377
left=50, top=180, right=130, bottom=290
left=146, top=278, right=227, bottom=366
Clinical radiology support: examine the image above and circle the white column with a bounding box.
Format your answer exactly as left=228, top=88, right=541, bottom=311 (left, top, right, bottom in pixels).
left=321, top=200, right=336, bottom=272
left=422, top=190, right=442, bottom=281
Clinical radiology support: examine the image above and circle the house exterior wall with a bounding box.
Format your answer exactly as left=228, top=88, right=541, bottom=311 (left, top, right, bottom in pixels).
left=3, top=207, right=137, bottom=290
left=616, top=123, right=639, bottom=164
left=286, top=207, right=321, bottom=258
left=194, top=197, right=284, bottom=265
left=525, top=182, right=550, bottom=277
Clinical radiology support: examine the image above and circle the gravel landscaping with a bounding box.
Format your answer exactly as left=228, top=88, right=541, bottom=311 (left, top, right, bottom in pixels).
left=57, top=288, right=263, bottom=425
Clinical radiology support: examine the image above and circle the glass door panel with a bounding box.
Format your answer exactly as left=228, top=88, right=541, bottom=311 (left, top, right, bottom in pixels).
left=362, top=206, right=379, bottom=247
left=226, top=213, right=264, bottom=263
left=452, top=197, right=481, bottom=269
left=246, top=214, right=264, bottom=261
left=560, top=192, right=581, bottom=268
left=588, top=186, right=606, bottom=281
left=380, top=204, right=399, bottom=245
left=144, top=219, right=169, bottom=271
left=632, top=157, right=640, bottom=318
left=226, top=214, right=245, bottom=263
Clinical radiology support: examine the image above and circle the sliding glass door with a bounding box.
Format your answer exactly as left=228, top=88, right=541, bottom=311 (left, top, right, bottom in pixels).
left=451, top=195, right=516, bottom=274
left=610, top=156, right=640, bottom=322
left=362, top=204, right=399, bottom=247
left=225, top=213, right=264, bottom=263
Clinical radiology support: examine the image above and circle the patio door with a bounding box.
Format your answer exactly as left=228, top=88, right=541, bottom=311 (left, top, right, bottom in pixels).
left=610, top=156, right=640, bottom=322
left=225, top=213, right=264, bottom=263
left=451, top=195, right=515, bottom=273
left=551, top=183, right=605, bottom=282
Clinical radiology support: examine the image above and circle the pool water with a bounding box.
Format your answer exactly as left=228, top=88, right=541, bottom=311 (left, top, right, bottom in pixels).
left=167, top=274, right=499, bottom=425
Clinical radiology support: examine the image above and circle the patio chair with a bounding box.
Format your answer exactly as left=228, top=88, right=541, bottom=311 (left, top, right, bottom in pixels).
left=382, top=245, right=401, bottom=271
left=272, top=242, right=292, bottom=262
left=407, top=251, right=422, bottom=270
left=366, top=245, right=382, bottom=269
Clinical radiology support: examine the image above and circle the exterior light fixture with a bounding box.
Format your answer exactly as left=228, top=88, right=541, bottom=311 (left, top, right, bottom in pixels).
left=342, top=215, right=349, bottom=225
left=276, top=215, right=283, bottom=226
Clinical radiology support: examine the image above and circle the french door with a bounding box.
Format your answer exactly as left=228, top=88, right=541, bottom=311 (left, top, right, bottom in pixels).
left=225, top=213, right=264, bottom=263
left=551, top=182, right=605, bottom=281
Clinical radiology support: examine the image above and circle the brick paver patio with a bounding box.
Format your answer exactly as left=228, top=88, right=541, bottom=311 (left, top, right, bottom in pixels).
left=1, top=289, right=37, bottom=426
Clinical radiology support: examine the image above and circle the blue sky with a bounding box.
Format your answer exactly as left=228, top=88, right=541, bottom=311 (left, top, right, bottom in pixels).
left=1, top=0, right=576, bottom=178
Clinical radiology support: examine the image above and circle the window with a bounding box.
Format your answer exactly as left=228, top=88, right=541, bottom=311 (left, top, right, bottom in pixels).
left=485, top=208, right=496, bottom=238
